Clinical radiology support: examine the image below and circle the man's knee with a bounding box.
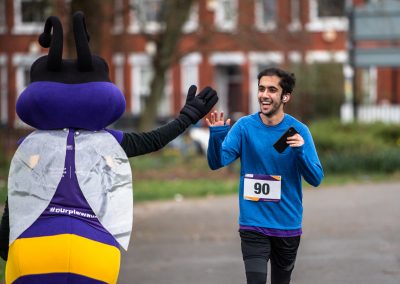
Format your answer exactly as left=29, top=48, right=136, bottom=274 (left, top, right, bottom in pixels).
left=244, top=258, right=268, bottom=284
left=246, top=272, right=267, bottom=284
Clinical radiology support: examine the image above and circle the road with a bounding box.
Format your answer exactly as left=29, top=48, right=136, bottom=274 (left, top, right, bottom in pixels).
left=118, top=182, right=400, bottom=284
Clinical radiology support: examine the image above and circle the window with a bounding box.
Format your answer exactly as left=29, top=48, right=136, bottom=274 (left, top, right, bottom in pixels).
left=0, top=0, right=6, bottom=33
left=317, top=0, right=345, bottom=17
left=112, top=54, right=125, bottom=93
left=13, top=53, right=44, bottom=127
left=13, top=0, right=52, bottom=34
left=129, top=0, right=164, bottom=33
left=306, top=0, right=347, bottom=32
left=138, top=66, right=153, bottom=113
left=129, top=54, right=171, bottom=117
left=180, top=53, right=202, bottom=106
left=0, top=55, right=7, bottom=124
left=129, top=0, right=197, bottom=34
left=288, top=0, right=301, bottom=31
left=214, top=0, right=238, bottom=32
left=255, top=0, right=277, bottom=31
left=137, top=0, right=163, bottom=24
left=113, top=0, right=124, bottom=34
left=183, top=4, right=199, bottom=33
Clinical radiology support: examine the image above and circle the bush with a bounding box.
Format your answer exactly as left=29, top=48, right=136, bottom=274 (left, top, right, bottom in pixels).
left=310, top=119, right=400, bottom=174
left=288, top=63, right=345, bottom=121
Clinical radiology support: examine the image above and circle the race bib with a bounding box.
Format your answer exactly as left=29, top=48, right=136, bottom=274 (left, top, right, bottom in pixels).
left=243, top=174, right=281, bottom=202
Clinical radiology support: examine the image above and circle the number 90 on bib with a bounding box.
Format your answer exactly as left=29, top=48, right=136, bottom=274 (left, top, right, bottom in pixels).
left=243, top=174, right=281, bottom=202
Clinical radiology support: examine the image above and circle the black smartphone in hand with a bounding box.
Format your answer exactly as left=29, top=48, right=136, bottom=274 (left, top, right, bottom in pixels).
left=273, top=127, right=298, bottom=153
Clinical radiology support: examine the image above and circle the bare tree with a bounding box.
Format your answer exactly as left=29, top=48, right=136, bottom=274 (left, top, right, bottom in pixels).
left=134, top=0, right=195, bottom=130
left=63, top=0, right=312, bottom=130
left=65, top=0, right=108, bottom=58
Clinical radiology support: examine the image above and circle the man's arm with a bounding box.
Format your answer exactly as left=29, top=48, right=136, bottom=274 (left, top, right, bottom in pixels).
left=207, top=125, right=230, bottom=170
left=206, top=110, right=240, bottom=170
left=291, top=129, right=324, bottom=187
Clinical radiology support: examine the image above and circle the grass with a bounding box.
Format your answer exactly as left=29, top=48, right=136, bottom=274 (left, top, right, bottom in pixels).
left=133, top=179, right=238, bottom=202
left=315, top=171, right=400, bottom=187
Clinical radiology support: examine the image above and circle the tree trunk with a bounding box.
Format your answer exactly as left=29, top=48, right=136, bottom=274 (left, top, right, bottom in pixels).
left=66, top=0, right=108, bottom=58
left=137, top=0, right=194, bottom=131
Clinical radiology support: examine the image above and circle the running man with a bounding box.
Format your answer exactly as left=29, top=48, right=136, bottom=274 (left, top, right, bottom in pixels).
left=206, top=67, right=324, bottom=284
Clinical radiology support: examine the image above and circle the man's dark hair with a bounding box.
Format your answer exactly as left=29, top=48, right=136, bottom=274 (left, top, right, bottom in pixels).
left=257, top=67, right=296, bottom=95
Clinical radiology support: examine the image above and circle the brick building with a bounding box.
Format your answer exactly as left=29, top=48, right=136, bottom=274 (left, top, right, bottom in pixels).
left=0, top=0, right=399, bottom=128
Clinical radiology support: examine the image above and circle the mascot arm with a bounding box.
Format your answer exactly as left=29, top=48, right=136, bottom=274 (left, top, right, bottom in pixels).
left=0, top=198, right=9, bottom=261
left=121, top=85, right=218, bottom=158
left=121, top=114, right=192, bottom=157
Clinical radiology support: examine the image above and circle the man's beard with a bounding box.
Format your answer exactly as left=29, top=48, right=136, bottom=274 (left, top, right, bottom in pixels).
left=259, top=98, right=283, bottom=117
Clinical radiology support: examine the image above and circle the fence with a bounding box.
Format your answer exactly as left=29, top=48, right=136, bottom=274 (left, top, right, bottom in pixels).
left=341, top=103, right=400, bottom=124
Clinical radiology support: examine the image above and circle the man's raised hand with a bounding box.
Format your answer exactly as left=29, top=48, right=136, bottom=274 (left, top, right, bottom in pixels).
left=206, top=110, right=231, bottom=127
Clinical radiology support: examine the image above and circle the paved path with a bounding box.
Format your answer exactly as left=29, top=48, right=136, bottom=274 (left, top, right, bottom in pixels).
left=119, top=182, right=400, bottom=284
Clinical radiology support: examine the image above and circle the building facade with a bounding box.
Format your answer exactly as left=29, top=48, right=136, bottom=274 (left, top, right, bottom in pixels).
left=0, top=0, right=399, bottom=128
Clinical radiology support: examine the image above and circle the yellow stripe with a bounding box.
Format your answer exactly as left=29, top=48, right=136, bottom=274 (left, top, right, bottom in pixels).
left=271, top=175, right=281, bottom=181
left=244, top=196, right=260, bottom=201
left=6, top=234, right=120, bottom=284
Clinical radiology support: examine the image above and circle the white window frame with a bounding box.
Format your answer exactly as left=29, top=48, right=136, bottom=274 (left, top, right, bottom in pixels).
left=306, top=0, right=348, bottom=32
left=0, top=54, right=8, bottom=124
left=128, top=53, right=171, bottom=116
left=305, top=50, right=347, bottom=64
left=255, top=0, right=277, bottom=32
left=214, top=0, right=238, bottom=32
left=180, top=52, right=202, bottom=106
left=288, top=51, right=302, bottom=64
left=248, top=51, right=284, bottom=113
left=13, top=0, right=50, bottom=34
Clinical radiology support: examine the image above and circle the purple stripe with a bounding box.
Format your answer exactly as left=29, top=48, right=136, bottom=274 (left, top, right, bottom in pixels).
left=257, top=198, right=280, bottom=202
left=20, top=216, right=119, bottom=248
left=13, top=273, right=107, bottom=284
left=245, top=174, right=280, bottom=181
left=105, top=128, right=124, bottom=144
left=240, top=225, right=302, bottom=237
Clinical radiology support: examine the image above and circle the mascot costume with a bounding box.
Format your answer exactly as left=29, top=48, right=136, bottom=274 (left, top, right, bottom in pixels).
left=0, top=11, right=217, bottom=284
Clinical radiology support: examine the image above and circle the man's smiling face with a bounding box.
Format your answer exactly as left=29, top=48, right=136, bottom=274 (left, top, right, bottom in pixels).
left=257, top=75, right=285, bottom=118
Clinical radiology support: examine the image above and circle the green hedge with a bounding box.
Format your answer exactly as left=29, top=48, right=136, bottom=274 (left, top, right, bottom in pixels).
left=310, top=119, right=400, bottom=174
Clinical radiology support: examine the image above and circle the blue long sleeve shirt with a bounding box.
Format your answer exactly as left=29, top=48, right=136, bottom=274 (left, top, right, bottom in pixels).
left=207, top=113, right=324, bottom=233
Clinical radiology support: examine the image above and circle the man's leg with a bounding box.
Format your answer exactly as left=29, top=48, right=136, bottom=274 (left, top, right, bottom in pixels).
left=270, top=236, right=301, bottom=284
left=239, top=230, right=271, bottom=284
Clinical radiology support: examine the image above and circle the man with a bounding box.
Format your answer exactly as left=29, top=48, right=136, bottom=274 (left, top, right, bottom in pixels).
left=206, top=67, right=323, bottom=284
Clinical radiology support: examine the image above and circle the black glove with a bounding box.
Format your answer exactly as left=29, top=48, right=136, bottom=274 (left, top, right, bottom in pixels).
left=180, top=85, right=218, bottom=124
